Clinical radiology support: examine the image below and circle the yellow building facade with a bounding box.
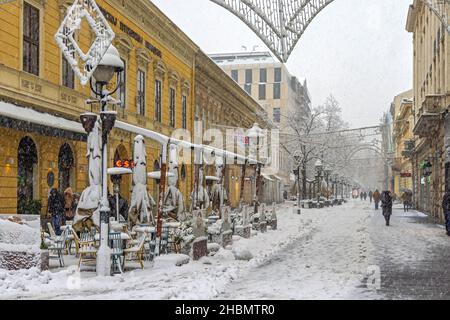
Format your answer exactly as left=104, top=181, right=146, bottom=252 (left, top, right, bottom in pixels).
left=391, top=90, right=414, bottom=197
left=0, top=0, right=199, bottom=216
left=406, top=1, right=450, bottom=222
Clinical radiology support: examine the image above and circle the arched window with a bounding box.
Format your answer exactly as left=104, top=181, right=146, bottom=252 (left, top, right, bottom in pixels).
left=17, top=137, right=38, bottom=214
left=58, top=143, right=74, bottom=191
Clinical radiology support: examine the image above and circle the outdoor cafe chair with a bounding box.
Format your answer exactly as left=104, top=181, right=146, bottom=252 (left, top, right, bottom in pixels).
left=78, top=232, right=97, bottom=271
left=159, top=226, right=170, bottom=255
left=48, top=227, right=70, bottom=268
left=47, top=222, right=57, bottom=239
left=123, top=235, right=146, bottom=270
left=109, top=232, right=124, bottom=274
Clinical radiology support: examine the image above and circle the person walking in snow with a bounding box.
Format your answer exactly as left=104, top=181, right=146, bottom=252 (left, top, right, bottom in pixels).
left=442, top=191, right=450, bottom=236
left=401, top=190, right=413, bottom=213
left=373, top=189, right=381, bottom=210
left=369, top=190, right=373, bottom=203
left=48, top=188, right=64, bottom=235
left=381, top=191, right=393, bottom=226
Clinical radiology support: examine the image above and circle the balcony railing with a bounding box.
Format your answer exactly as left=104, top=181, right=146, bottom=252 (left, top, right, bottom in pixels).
left=413, top=94, right=446, bottom=138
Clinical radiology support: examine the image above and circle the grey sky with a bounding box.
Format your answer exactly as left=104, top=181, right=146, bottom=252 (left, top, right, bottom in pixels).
left=152, top=0, right=413, bottom=128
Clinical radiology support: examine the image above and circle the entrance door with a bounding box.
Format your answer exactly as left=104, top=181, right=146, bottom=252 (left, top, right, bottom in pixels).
left=17, top=137, right=38, bottom=214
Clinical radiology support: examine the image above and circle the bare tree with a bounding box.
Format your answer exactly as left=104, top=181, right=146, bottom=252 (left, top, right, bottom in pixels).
left=281, top=94, right=351, bottom=199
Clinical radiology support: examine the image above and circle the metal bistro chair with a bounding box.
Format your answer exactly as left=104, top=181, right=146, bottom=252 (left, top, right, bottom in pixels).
left=78, top=231, right=97, bottom=271
left=159, top=226, right=170, bottom=255
left=109, top=232, right=124, bottom=275
left=144, top=230, right=157, bottom=261
left=123, top=235, right=146, bottom=270
left=48, top=227, right=69, bottom=268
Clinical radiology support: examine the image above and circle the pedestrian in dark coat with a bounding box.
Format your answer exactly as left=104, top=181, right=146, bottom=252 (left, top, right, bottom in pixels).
left=373, top=190, right=381, bottom=210
left=381, top=191, right=393, bottom=226
left=369, top=191, right=373, bottom=203
left=48, top=188, right=64, bottom=235
left=442, top=192, right=450, bottom=236
left=401, top=191, right=413, bottom=213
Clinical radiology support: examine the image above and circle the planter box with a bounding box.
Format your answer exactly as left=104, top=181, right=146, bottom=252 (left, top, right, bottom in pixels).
left=209, top=230, right=233, bottom=247
left=268, top=219, right=278, bottom=230
left=0, top=251, right=41, bottom=271
left=259, top=221, right=267, bottom=233
left=40, top=250, right=49, bottom=271
left=192, top=237, right=208, bottom=261
left=235, top=225, right=251, bottom=239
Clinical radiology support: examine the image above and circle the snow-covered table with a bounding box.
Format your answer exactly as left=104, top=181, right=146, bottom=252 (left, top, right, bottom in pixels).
left=94, top=233, right=131, bottom=241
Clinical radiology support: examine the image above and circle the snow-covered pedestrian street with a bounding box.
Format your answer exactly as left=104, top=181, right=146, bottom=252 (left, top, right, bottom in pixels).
left=1, top=200, right=450, bottom=300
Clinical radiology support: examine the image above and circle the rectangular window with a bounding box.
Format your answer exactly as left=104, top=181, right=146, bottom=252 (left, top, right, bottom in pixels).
left=155, top=79, right=162, bottom=122
left=231, top=70, right=238, bottom=82
left=23, top=2, right=40, bottom=76
left=245, top=69, right=253, bottom=84
left=117, top=59, right=126, bottom=108
left=169, top=88, right=176, bottom=127
left=274, top=67, right=282, bottom=83
left=182, top=95, right=187, bottom=129
left=259, top=84, right=266, bottom=100
left=244, top=83, right=252, bottom=95
left=260, top=68, right=267, bottom=83
left=137, top=70, right=146, bottom=116
left=273, top=83, right=281, bottom=100
left=273, top=108, right=281, bottom=123
left=62, top=56, right=74, bottom=89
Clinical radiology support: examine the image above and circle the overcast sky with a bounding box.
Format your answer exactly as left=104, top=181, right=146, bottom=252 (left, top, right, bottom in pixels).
left=152, top=0, right=413, bottom=128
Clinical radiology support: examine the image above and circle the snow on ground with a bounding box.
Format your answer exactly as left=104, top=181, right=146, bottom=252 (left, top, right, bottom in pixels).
left=216, top=201, right=376, bottom=300
left=2, top=200, right=449, bottom=300
left=0, top=203, right=314, bottom=300
left=0, top=219, right=40, bottom=253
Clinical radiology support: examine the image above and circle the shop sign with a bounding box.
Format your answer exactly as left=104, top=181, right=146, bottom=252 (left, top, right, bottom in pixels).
left=115, top=159, right=136, bottom=169
left=400, top=172, right=412, bottom=178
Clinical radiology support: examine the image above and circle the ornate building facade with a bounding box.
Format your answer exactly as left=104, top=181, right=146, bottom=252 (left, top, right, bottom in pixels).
left=194, top=52, right=274, bottom=208
left=0, top=0, right=198, bottom=215
left=391, top=90, right=414, bottom=197
left=406, top=1, right=450, bottom=222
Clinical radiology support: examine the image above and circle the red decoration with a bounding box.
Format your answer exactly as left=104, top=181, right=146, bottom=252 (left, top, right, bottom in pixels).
left=115, top=159, right=136, bottom=169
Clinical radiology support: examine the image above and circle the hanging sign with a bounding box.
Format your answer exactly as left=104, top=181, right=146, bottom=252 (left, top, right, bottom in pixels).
left=54, top=0, right=115, bottom=86
left=115, top=159, right=136, bottom=169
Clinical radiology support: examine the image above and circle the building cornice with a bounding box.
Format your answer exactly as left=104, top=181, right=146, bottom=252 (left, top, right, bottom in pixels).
left=104, top=0, right=199, bottom=65
left=195, top=52, right=268, bottom=124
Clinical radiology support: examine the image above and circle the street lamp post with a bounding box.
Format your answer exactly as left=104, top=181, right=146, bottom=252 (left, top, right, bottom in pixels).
left=324, top=166, right=332, bottom=200
left=294, top=155, right=301, bottom=214
left=247, top=123, right=265, bottom=214
left=84, top=45, right=124, bottom=276
left=315, top=160, right=323, bottom=204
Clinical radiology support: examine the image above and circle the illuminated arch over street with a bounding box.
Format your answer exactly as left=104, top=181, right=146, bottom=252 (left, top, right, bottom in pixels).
left=210, top=0, right=450, bottom=62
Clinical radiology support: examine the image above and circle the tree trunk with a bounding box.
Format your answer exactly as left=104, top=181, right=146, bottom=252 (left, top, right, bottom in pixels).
left=302, top=164, right=307, bottom=200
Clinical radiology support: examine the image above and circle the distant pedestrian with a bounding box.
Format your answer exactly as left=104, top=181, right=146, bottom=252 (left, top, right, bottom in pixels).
left=442, top=191, right=450, bottom=236
left=373, top=189, right=381, bottom=210
left=381, top=191, right=393, bottom=226
left=401, top=191, right=413, bottom=213
left=369, top=191, right=373, bottom=203
left=48, top=188, right=64, bottom=235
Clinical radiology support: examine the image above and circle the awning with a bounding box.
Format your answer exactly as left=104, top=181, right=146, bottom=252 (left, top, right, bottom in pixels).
left=0, top=101, right=260, bottom=165
left=0, top=101, right=85, bottom=134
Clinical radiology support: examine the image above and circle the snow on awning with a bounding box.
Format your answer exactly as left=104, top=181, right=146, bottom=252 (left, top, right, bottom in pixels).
left=262, top=174, right=274, bottom=181
left=0, top=101, right=85, bottom=134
